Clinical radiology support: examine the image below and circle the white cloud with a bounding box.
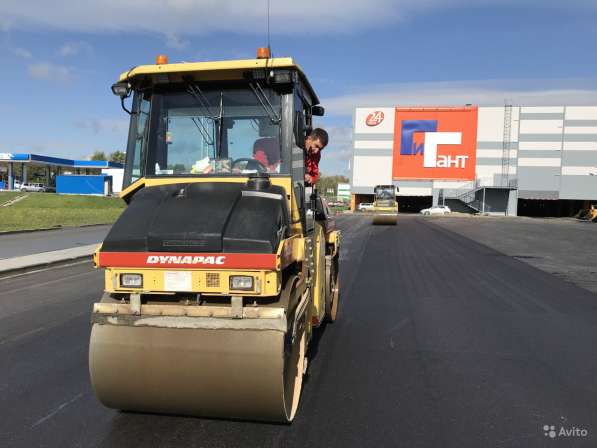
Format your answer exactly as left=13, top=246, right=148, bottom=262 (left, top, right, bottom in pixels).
left=5, top=0, right=592, bottom=36
left=74, top=118, right=129, bottom=135
left=0, top=0, right=399, bottom=34
left=28, top=62, right=73, bottom=82
left=58, top=40, right=92, bottom=57
left=10, top=46, right=31, bottom=59
left=316, top=125, right=353, bottom=175
left=0, top=18, right=11, bottom=32
left=165, top=33, right=189, bottom=50
left=323, top=79, right=597, bottom=116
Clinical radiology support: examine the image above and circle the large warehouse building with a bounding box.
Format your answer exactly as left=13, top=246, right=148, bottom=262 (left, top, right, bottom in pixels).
left=351, top=106, right=597, bottom=216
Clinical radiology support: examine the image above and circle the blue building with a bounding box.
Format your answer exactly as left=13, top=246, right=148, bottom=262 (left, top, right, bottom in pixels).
left=0, top=153, right=123, bottom=193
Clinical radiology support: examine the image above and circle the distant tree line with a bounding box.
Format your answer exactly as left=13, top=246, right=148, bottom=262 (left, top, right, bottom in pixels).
left=90, top=150, right=126, bottom=164
left=316, top=174, right=349, bottom=198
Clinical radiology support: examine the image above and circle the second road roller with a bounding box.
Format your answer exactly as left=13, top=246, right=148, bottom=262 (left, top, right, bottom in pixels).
left=89, top=49, right=340, bottom=422
left=371, top=184, right=399, bottom=225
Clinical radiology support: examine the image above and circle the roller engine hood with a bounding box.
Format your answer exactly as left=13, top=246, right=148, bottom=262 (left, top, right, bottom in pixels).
left=102, top=182, right=289, bottom=254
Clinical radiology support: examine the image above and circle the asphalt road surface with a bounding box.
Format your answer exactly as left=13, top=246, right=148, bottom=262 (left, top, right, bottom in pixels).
left=432, top=215, right=597, bottom=294
left=0, top=225, right=112, bottom=260
left=1, top=215, right=596, bottom=447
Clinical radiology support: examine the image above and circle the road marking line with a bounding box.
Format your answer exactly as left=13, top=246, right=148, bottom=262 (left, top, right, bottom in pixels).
left=0, top=270, right=97, bottom=296
left=0, top=260, right=91, bottom=281
left=0, top=326, right=45, bottom=345
left=388, top=318, right=411, bottom=334
left=31, top=393, right=84, bottom=428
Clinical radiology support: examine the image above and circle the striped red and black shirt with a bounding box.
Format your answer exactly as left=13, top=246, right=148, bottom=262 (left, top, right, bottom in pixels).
left=305, top=150, right=321, bottom=185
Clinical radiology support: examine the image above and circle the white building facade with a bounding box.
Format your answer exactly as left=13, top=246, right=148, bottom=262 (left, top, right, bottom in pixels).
left=351, top=106, right=597, bottom=215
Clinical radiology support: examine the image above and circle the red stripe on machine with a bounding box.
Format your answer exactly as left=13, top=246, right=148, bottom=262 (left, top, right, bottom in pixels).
left=98, top=252, right=278, bottom=269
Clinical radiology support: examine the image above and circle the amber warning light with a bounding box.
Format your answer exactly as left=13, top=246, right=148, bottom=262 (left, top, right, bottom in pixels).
left=257, top=47, right=271, bottom=59
left=155, top=54, right=169, bottom=65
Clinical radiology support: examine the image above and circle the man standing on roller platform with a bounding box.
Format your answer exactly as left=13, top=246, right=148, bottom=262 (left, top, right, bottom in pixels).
left=304, top=128, right=329, bottom=186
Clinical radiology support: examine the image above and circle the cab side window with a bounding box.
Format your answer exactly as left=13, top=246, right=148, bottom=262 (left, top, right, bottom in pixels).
left=293, top=92, right=308, bottom=149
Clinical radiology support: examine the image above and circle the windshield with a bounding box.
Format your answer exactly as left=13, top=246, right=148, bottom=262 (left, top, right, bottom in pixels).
left=375, top=188, right=395, bottom=201
left=130, top=85, right=283, bottom=178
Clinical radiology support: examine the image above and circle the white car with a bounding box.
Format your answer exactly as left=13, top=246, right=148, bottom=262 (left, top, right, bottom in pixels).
left=420, top=205, right=451, bottom=215
left=358, top=202, right=374, bottom=211
left=20, top=183, right=46, bottom=192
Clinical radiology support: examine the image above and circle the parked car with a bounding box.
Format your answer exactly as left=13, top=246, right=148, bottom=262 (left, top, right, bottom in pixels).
left=420, top=205, right=451, bottom=215
left=20, top=183, right=47, bottom=192
left=358, top=202, right=374, bottom=211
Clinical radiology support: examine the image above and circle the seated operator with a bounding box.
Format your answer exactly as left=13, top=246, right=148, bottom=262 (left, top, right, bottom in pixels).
left=252, top=136, right=281, bottom=173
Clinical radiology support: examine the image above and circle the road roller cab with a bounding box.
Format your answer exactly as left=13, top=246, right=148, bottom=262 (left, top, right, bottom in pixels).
left=89, top=51, right=340, bottom=422
left=372, top=184, right=398, bottom=225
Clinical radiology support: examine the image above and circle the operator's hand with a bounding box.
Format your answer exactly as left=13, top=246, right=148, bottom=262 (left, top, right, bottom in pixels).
left=304, top=174, right=313, bottom=184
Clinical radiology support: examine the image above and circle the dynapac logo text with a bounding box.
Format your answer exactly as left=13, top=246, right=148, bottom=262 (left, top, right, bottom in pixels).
left=146, top=255, right=226, bottom=265
left=400, top=120, right=468, bottom=169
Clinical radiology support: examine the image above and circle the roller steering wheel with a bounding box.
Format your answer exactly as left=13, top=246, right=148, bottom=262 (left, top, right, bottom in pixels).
left=232, top=158, right=267, bottom=173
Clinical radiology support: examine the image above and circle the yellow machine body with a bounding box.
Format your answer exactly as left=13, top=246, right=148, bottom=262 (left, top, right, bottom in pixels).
left=372, top=184, right=398, bottom=225
left=89, top=57, right=340, bottom=422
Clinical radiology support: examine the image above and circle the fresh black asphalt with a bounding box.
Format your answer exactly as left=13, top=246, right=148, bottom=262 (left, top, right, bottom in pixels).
left=1, top=215, right=596, bottom=447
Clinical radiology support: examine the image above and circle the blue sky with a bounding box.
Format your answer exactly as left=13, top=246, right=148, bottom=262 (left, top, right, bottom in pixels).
left=1, top=0, right=597, bottom=175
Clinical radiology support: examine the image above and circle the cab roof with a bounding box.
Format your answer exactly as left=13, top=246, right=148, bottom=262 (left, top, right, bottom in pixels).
left=118, top=57, right=320, bottom=105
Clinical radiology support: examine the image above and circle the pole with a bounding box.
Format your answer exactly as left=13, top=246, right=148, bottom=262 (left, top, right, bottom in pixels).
left=8, top=162, right=13, bottom=190
left=482, top=188, right=486, bottom=214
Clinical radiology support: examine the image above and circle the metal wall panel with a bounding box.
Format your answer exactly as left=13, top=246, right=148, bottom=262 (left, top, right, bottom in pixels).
left=518, top=150, right=563, bottom=159
left=520, top=106, right=564, bottom=114
left=519, top=120, right=564, bottom=134
left=518, top=190, right=559, bottom=200
left=352, top=155, right=393, bottom=187
left=561, top=151, right=597, bottom=166
left=395, top=180, right=433, bottom=196
left=565, top=106, right=597, bottom=120
left=559, top=176, right=597, bottom=199
left=565, top=120, right=597, bottom=127
left=518, top=141, right=563, bottom=150
left=517, top=167, right=561, bottom=192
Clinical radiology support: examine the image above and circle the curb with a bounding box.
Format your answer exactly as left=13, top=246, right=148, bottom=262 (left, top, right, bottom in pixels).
left=0, top=244, right=98, bottom=277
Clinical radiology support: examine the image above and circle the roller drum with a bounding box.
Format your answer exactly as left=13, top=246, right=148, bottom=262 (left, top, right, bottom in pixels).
left=372, top=214, right=398, bottom=225
left=89, top=322, right=305, bottom=422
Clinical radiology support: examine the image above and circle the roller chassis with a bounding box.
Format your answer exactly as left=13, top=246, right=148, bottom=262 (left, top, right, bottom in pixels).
left=90, top=205, right=340, bottom=422
left=89, top=54, right=339, bottom=423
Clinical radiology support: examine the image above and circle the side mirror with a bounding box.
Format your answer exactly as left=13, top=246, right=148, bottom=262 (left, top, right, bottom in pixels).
left=311, top=105, right=325, bottom=116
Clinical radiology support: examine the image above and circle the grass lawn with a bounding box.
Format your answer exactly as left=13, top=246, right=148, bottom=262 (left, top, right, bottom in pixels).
left=0, top=193, right=125, bottom=232
left=0, top=191, right=26, bottom=205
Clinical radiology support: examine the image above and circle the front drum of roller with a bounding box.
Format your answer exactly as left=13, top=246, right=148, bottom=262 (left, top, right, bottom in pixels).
left=89, top=323, right=306, bottom=422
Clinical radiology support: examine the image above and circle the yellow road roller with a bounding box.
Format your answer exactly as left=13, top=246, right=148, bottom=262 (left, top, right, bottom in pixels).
left=89, top=50, right=340, bottom=423
left=371, top=184, right=398, bottom=225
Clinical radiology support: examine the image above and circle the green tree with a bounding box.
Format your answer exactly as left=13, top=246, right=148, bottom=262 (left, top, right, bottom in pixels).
left=109, top=151, right=126, bottom=164
left=316, top=174, right=349, bottom=200
left=90, top=150, right=107, bottom=161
